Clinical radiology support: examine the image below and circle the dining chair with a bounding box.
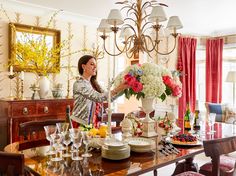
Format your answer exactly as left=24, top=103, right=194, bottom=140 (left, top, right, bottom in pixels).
left=19, top=118, right=65, bottom=141
left=102, top=113, right=125, bottom=132
left=0, top=151, right=24, bottom=176
left=130, top=110, right=155, bottom=118
left=199, top=136, right=236, bottom=176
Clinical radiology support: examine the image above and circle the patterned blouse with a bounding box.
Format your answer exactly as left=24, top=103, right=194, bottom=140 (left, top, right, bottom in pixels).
left=70, top=77, right=108, bottom=125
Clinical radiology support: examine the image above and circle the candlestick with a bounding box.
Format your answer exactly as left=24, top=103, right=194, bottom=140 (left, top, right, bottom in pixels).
left=107, top=56, right=112, bottom=137
left=20, top=71, right=24, bottom=80
left=10, top=66, right=13, bottom=76
left=21, top=79, right=24, bottom=100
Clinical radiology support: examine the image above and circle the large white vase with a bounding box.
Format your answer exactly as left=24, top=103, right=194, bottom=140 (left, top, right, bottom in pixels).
left=141, top=97, right=157, bottom=137
left=38, top=76, right=50, bottom=99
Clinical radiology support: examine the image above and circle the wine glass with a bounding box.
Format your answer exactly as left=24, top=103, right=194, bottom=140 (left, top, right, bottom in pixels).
left=56, top=122, right=69, bottom=134
left=61, top=131, right=71, bottom=157
left=51, top=133, right=63, bottom=161
left=82, top=131, right=92, bottom=158
left=69, top=128, right=83, bottom=161
left=207, top=113, right=216, bottom=134
left=44, top=125, right=57, bottom=155
left=189, top=113, right=195, bottom=134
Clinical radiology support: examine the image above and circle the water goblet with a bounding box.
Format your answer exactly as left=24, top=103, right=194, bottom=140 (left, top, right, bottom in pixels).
left=207, top=113, right=216, bottom=134
left=189, top=113, right=195, bottom=134
left=61, top=131, right=71, bottom=157
left=56, top=122, right=69, bottom=134
left=82, top=131, right=92, bottom=158
left=51, top=133, right=63, bottom=161
left=44, top=125, right=57, bottom=155
left=69, top=128, right=83, bottom=161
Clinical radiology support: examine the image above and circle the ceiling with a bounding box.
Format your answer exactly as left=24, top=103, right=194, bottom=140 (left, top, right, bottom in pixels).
left=6, top=0, right=236, bottom=36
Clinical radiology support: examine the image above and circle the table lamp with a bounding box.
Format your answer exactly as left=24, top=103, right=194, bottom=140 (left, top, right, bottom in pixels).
left=226, top=71, right=236, bottom=107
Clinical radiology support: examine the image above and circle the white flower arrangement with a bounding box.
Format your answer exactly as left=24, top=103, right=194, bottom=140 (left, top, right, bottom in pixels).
left=114, top=63, right=182, bottom=101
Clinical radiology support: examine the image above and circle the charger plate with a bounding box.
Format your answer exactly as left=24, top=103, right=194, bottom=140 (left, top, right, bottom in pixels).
left=126, top=137, right=154, bottom=153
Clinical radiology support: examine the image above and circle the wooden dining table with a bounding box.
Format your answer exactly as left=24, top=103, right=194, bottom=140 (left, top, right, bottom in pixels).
left=4, top=122, right=236, bottom=176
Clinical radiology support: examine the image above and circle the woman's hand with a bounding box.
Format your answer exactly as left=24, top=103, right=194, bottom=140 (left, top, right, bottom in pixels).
left=111, top=81, right=130, bottom=96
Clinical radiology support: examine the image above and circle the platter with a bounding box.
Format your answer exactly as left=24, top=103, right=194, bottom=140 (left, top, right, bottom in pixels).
left=169, top=139, right=202, bottom=146
left=126, top=137, right=154, bottom=153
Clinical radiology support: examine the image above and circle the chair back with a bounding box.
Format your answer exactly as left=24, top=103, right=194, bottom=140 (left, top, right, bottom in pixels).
left=203, top=136, right=236, bottom=176
left=0, top=151, right=24, bottom=176
left=102, top=113, right=125, bottom=132
left=19, top=119, right=65, bottom=141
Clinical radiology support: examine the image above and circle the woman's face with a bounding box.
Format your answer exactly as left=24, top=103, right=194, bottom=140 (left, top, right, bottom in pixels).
left=82, top=58, right=97, bottom=76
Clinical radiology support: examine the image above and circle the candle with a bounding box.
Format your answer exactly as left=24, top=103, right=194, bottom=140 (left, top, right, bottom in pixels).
left=9, top=66, right=13, bottom=75
left=20, top=71, right=24, bottom=80
left=107, top=56, right=111, bottom=136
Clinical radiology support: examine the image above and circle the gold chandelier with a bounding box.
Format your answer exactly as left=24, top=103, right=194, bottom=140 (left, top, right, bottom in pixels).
left=97, top=0, right=183, bottom=61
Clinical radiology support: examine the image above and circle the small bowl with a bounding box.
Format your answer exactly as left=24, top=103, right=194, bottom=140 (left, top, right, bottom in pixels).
left=52, top=89, right=63, bottom=98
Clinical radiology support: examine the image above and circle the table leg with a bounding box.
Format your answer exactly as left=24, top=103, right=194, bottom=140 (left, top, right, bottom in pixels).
left=172, top=157, right=198, bottom=175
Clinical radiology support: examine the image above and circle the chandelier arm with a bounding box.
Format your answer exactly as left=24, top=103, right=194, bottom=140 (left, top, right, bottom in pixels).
left=122, top=24, right=137, bottom=36
left=125, top=49, right=134, bottom=59
left=125, top=36, right=134, bottom=51
left=113, top=31, right=127, bottom=53
left=142, top=35, right=156, bottom=53
left=124, top=17, right=139, bottom=27
left=102, top=39, right=124, bottom=57
left=141, top=1, right=152, bottom=10
left=141, top=21, right=152, bottom=33
left=155, top=36, right=178, bottom=55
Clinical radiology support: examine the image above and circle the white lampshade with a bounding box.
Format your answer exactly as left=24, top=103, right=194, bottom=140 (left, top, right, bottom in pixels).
left=97, top=19, right=112, bottom=33
left=148, top=6, right=167, bottom=23
left=107, top=9, right=124, bottom=26
left=167, top=16, right=183, bottom=30
left=119, top=27, right=133, bottom=39
left=226, top=71, right=236, bottom=82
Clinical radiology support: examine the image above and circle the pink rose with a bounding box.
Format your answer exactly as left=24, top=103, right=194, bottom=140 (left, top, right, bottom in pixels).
left=124, top=74, right=136, bottom=86
left=172, top=85, right=182, bottom=97
left=132, top=81, right=143, bottom=93
left=162, top=76, right=174, bottom=88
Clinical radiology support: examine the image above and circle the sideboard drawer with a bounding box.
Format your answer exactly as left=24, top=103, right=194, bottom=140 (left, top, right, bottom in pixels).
left=37, top=102, right=55, bottom=116
left=11, top=103, right=36, bottom=117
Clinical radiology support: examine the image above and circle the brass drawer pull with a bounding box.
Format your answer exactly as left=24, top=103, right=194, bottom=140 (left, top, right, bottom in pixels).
left=22, top=107, right=28, bottom=115
left=44, top=106, right=49, bottom=113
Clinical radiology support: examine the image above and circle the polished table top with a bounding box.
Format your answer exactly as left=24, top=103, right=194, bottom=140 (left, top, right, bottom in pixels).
left=4, top=122, right=236, bottom=176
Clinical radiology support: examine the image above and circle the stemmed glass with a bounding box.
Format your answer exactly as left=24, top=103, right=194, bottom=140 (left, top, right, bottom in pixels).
left=44, top=125, right=57, bottom=155
left=207, top=113, right=216, bottom=134
left=56, top=123, right=69, bottom=151
left=61, top=131, right=71, bottom=157
left=69, top=128, right=83, bottom=161
left=51, top=133, right=63, bottom=161
left=56, top=123, right=69, bottom=134
left=189, top=113, right=195, bottom=134
left=82, top=131, right=92, bottom=158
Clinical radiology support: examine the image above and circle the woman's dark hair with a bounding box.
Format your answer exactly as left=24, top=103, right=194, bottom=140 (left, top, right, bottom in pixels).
left=78, top=55, right=102, bottom=93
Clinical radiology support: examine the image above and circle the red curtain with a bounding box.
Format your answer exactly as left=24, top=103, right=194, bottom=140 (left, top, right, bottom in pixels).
left=177, top=36, right=197, bottom=128
left=206, top=38, right=223, bottom=103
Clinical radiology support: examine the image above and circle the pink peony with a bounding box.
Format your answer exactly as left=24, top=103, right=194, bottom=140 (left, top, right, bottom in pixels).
left=172, top=85, right=182, bottom=96
left=132, top=81, right=143, bottom=93
left=162, top=76, right=175, bottom=88
left=124, top=74, right=136, bottom=86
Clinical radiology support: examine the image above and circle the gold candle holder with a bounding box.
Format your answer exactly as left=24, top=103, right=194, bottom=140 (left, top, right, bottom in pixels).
left=14, top=73, right=21, bottom=100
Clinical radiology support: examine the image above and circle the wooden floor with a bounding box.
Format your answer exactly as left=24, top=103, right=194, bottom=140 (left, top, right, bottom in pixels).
left=141, top=152, right=211, bottom=176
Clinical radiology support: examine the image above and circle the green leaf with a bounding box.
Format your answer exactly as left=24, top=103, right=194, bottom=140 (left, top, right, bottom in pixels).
left=160, top=93, right=166, bottom=102
left=165, top=86, right=172, bottom=95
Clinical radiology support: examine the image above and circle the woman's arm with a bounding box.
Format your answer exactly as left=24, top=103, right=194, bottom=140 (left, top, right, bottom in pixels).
left=73, top=80, right=108, bottom=102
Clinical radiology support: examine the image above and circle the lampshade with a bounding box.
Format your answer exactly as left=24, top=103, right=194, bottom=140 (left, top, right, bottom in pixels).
left=119, top=27, right=133, bottom=39
left=148, top=6, right=167, bottom=23
left=226, top=71, right=236, bottom=82
left=107, top=9, right=124, bottom=26
left=97, top=19, right=112, bottom=33
left=167, top=16, right=183, bottom=30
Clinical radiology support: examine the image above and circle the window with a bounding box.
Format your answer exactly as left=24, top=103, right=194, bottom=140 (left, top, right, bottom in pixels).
left=196, top=44, right=236, bottom=112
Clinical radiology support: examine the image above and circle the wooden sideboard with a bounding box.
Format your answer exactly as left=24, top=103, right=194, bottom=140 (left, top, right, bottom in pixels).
left=0, top=98, right=74, bottom=150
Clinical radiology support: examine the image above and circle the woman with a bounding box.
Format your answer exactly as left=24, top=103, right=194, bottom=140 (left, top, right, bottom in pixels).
left=71, top=55, right=129, bottom=128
